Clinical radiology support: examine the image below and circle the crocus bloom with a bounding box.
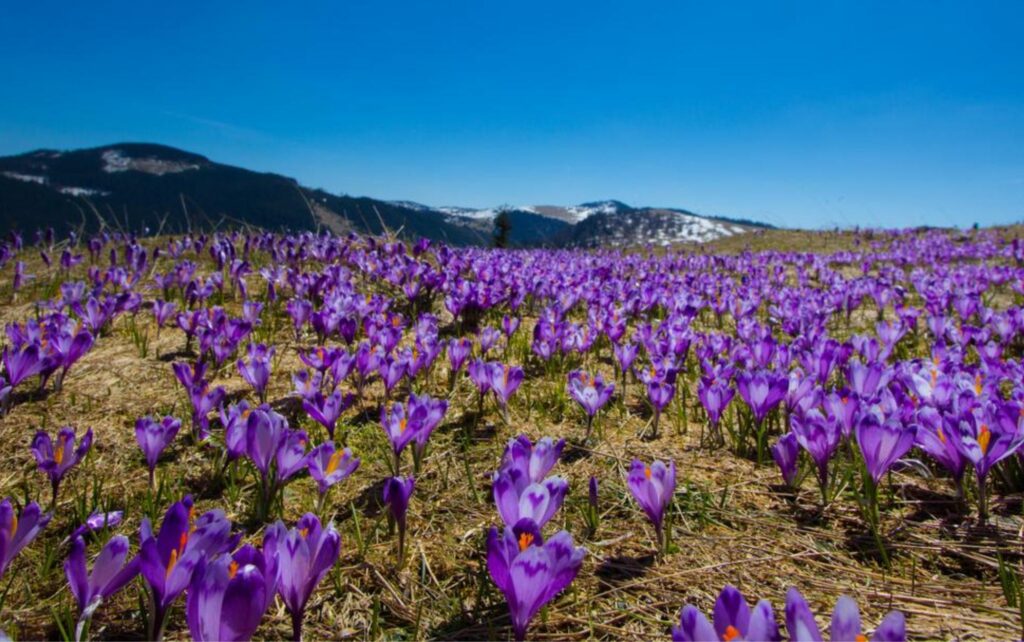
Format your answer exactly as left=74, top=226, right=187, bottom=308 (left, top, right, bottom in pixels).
left=567, top=371, right=615, bottom=437
left=785, top=587, right=905, bottom=642
left=486, top=522, right=585, bottom=641
left=302, top=390, right=355, bottom=439
left=65, top=535, right=140, bottom=634
left=736, top=370, right=788, bottom=425
left=139, top=497, right=235, bottom=640
left=407, top=392, right=448, bottom=462
left=67, top=510, right=124, bottom=543
left=3, top=343, right=44, bottom=387
left=136, top=415, right=182, bottom=487
left=383, top=476, right=415, bottom=565
left=626, top=459, right=676, bottom=550
left=237, top=343, right=274, bottom=402
left=492, top=470, right=568, bottom=529
left=791, top=411, right=842, bottom=495
left=263, top=513, right=340, bottom=641
left=698, top=376, right=735, bottom=429
left=497, top=435, right=565, bottom=491
left=31, top=426, right=93, bottom=503
left=447, top=338, right=472, bottom=375
left=855, top=414, right=915, bottom=483
left=306, top=441, right=360, bottom=496
left=489, top=362, right=525, bottom=408
left=185, top=545, right=276, bottom=642
left=0, top=498, right=52, bottom=582
left=771, top=432, right=801, bottom=488
left=672, top=584, right=780, bottom=642
left=381, top=401, right=419, bottom=467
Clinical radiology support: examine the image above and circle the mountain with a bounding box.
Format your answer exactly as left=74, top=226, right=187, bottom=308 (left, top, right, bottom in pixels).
left=0, top=143, right=771, bottom=247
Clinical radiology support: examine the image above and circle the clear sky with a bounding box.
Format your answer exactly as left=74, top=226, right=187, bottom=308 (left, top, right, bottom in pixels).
left=1, top=1, right=1022, bottom=229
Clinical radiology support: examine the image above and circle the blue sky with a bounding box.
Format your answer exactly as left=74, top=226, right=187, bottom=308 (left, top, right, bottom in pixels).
left=1, top=1, right=1022, bottom=229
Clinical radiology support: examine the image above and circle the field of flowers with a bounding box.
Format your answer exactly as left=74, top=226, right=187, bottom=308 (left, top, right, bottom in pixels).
left=1, top=226, right=1023, bottom=640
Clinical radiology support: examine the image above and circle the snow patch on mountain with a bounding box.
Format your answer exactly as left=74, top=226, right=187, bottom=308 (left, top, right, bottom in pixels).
left=2, top=172, right=47, bottom=185
left=102, top=149, right=201, bottom=175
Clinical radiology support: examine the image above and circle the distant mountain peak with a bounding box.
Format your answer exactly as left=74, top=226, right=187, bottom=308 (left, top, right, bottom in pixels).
left=0, top=141, right=769, bottom=247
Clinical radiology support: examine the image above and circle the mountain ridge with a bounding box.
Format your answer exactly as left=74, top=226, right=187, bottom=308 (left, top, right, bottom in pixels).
left=0, top=142, right=772, bottom=246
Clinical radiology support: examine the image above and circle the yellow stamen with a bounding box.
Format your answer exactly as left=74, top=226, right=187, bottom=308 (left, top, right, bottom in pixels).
left=299, top=527, right=309, bottom=538
left=53, top=438, right=65, bottom=466
left=9, top=513, right=17, bottom=537
left=975, top=374, right=983, bottom=396
left=392, top=317, right=400, bottom=327
left=326, top=450, right=345, bottom=475
left=979, top=424, right=991, bottom=455
left=166, top=548, right=179, bottom=578
left=644, top=466, right=652, bottom=480
left=937, top=427, right=946, bottom=445
left=723, top=625, right=741, bottom=642
left=228, top=560, right=239, bottom=579
left=518, top=532, right=534, bottom=551
left=399, top=418, right=408, bottom=433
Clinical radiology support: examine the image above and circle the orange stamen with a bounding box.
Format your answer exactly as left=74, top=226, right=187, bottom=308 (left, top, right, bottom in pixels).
left=300, top=527, right=309, bottom=538
left=855, top=635, right=868, bottom=642
left=975, top=374, right=983, bottom=396
left=979, top=424, right=991, bottom=455
left=9, top=513, right=17, bottom=537
left=518, top=532, right=534, bottom=551
left=228, top=560, right=239, bottom=579
left=166, top=548, right=179, bottom=578
left=399, top=418, right=408, bottom=433
left=722, top=625, right=741, bottom=642
left=326, top=450, right=344, bottom=475
left=644, top=466, right=652, bottom=480
left=937, top=427, right=946, bottom=445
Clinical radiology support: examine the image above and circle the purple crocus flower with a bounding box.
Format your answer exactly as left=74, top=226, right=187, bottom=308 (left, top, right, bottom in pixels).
left=736, top=370, right=788, bottom=425
left=136, top=415, right=182, bottom=489
left=152, top=299, right=178, bottom=329
left=185, top=545, right=276, bottom=642
left=383, top=476, right=415, bottom=565
left=771, top=432, right=801, bottom=488
left=949, top=405, right=1024, bottom=521
left=486, top=522, right=585, bottom=641
left=407, top=392, right=448, bottom=467
left=791, top=411, right=842, bottom=503
left=567, top=370, right=615, bottom=439
left=855, top=414, right=915, bottom=483
left=626, top=458, right=676, bottom=551
left=381, top=401, right=419, bottom=470
left=65, top=535, right=140, bottom=637
left=66, top=510, right=124, bottom=543
left=0, top=498, right=52, bottom=582
left=237, top=343, right=274, bottom=403
left=302, top=390, right=355, bottom=440
left=489, top=362, right=525, bottom=409
left=497, top=435, right=565, bottom=491
left=698, top=376, right=735, bottom=444
left=31, top=426, right=93, bottom=504
left=447, top=338, right=472, bottom=376
left=645, top=378, right=675, bottom=439
left=139, top=497, right=235, bottom=640
left=912, top=407, right=966, bottom=488
left=785, top=587, right=905, bottom=642
left=3, top=343, right=44, bottom=388
left=306, top=441, right=360, bottom=498
left=492, top=470, right=568, bottom=529
left=672, top=584, right=780, bottom=642
left=613, top=341, right=639, bottom=376
left=264, top=513, right=341, bottom=641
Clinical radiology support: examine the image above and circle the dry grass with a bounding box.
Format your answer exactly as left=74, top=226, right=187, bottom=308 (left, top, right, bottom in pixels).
left=0, top=231, right=1021, bottom=641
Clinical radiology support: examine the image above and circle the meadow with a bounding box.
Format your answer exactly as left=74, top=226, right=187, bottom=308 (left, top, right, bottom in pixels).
left=1, top=226, right=1023, bottom=641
